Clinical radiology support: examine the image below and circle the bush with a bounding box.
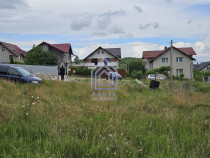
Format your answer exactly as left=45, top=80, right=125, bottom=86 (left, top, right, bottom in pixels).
left=75, top=68, right=91, bottom=76
left=126, top=71, right=130, bottom=77
left=131, top=70, right=143, bottom=79
left=146, top=66, right=171, bottom=76
left=180, top=73, right=185, bottom=80
left=10, top=56, right=14, bottom=64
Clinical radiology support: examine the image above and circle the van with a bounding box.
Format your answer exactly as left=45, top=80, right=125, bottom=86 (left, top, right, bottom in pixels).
left=0, top=65, right=42, bottom=84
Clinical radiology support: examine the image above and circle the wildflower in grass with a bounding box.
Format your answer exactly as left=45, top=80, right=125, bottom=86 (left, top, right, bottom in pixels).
left=204, top=120, right=208, bottom=124
left=37, top=97, right=39, bottom=99
left=22, top=106, right=25, bottom=108
left=26, top=113, right=28, bottom=115
left=106, top=147, right=109, bottom=151
left=32, top=102, right=35, bottom=105
left=32, top=96, right=33, bottom=98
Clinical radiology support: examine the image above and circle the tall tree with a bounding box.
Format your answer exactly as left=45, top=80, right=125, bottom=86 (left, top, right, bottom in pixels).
left=25, top=46, right=58, bottom=65
left=74, top=56, right=80, bottom=64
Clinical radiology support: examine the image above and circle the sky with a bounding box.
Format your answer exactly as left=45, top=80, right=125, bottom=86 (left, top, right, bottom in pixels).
left=0, top=0, right=210, bottom=63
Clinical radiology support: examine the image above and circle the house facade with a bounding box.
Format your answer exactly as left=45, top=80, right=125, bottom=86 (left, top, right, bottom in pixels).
left=0, top=41, right=26, bottom=63
left=83, top=47, right=121, bottom=69
left=142, top=46, right=197, bottom=79
left=36, top=41, right=74, bottom=74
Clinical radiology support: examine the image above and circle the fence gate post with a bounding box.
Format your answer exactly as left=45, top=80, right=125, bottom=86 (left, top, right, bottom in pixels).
left=202, top=76, right=205, bottom=82
left=208, top=76, right=210, bottom=83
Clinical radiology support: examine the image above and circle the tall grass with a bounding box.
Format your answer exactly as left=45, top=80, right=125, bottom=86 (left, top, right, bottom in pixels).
left=0, top=79, right=209, bottom=157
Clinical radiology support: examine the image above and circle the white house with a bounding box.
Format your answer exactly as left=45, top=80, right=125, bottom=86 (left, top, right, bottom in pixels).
left=83, top=47, right=121, bottom=69
left=0, top=41, right=26, bottom=63
left=142, top=46, right=197, bottom=79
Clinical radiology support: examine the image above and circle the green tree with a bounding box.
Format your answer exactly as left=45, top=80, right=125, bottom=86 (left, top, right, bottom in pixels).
left=74, top=56, right=81, bottom=64
left=128, top=59, right=145, bottom=75
left=10, top=56, right=14, bottom=64
left=25, top=46, right=58, bottom=65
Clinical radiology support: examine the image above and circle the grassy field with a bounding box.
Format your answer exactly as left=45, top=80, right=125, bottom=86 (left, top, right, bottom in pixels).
left=0, top=79, right=209, bottom=158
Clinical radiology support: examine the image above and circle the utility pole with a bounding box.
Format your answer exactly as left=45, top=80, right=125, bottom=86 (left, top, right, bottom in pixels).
left=170, top=40, right=173, bottom=79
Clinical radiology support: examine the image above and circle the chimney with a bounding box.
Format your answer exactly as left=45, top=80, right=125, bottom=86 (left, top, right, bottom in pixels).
left=196, top=62, right=199, bottom=67
left=33, top=44, right=35, bottom=48
left=164, top=46, right=167, bottom=50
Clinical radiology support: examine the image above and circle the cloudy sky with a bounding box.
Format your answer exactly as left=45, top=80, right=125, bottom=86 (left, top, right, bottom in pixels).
left=0, top=0, right=210, bottom=62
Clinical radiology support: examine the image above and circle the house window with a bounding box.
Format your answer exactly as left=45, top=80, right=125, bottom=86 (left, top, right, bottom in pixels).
left=102, top=51, right=104, bottom=54
left=2, top=47, right=5, bottom=51
left=91, top=58, right=98, bottom=65
left=176, top=57, right=183, bottom=63
left=19, top=56, right=22, bottom=60
left=162, top=58, right=168, bottom=63
left=176, top=69, right=183, bottom=76
left=98, top=51, right=100, bottom=54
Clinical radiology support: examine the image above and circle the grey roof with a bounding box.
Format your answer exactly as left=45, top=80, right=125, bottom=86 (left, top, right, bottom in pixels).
left=83, top=47, right=121, bottom=60
left=196, top=61, right=210, bottom=71
left=104, top=48, right=121, bottom=58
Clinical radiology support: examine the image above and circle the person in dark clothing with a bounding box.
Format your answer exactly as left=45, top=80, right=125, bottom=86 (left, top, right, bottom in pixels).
left=60, top=65, right=65, bottom=81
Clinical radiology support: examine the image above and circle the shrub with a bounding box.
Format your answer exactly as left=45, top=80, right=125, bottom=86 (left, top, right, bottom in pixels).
left=10, top=56, right=14, bottom=64
left=75, top=68, right=91, bottom=76
left=180, top=73, right=185, bottom=80
left=131, top=70, right=143, bottom=79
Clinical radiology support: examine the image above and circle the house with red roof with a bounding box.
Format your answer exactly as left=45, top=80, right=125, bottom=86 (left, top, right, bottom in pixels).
left=83, top=46, right=121, bottom=69
left=36, top=41, right=74, bottom=74
left=142, top=46, right=197, bottom=79
left=0, top=41, right=26, bottom=63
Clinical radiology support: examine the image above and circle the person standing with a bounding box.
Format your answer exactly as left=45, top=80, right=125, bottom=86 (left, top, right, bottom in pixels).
left=60, top=65, right=65, bottom=81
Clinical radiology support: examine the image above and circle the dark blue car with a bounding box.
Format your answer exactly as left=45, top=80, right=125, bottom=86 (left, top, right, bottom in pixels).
left=0, top=65, right=42, bottom=84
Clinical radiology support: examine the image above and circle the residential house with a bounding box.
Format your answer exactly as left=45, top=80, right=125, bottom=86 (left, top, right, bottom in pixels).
left=194, top=61, right=210, bottom=71
left=142, top=46, right=197, bottom=79
left=0, top=41, right=26, bottom=63
left=83, top=47, right=121, bottom=69
left=35, top=41, right=74, bottom=74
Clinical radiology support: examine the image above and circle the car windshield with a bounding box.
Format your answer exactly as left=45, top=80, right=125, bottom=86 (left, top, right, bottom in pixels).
left=16, top=68, right=31, bottom=77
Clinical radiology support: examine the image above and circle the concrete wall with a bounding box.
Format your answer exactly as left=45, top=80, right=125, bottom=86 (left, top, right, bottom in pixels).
left=0, top=44, right=23, bottom=63
left=2, top=64, right=58, bottom=74
left=152, top=49, right=193, bottom=79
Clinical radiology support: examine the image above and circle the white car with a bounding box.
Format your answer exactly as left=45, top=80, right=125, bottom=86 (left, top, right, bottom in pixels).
left=147, top=74, right=156, bottom=80
left=147, top=74, right=165, bottom=80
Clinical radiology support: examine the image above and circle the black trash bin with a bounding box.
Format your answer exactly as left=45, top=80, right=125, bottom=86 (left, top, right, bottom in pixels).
left=150, top=80, right=160, bottom=89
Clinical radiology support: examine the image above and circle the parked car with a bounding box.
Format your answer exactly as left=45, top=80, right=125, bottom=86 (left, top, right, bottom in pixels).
left=147, top=74, right=156, bottom=80
left=0, top=65, right=42, bottom=84
left=147, top=74, right=165, bottom=80
left=106, top=72, right=122, bottom=81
